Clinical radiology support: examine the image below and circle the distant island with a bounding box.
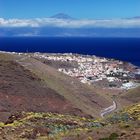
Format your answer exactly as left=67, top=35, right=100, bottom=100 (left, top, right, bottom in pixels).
left=1, top=13, right=140, bottom=37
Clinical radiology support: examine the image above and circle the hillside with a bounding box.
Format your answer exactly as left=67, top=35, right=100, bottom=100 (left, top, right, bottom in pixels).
left=0, top=54, right=85, bottom=122
left=0, top=52, right=139, bottom=139
left=121, top=86, right=140, bottom=103
left=13, top=53, right=111, bottom=117
left=0, top=103, right=139, bottom=140
left=32, top=53, right=139, bottom=110
left=0, top=52, right=112, bottom=123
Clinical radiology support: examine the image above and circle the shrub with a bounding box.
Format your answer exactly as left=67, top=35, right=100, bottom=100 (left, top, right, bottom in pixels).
left=99, top=133, right=119, bottom=140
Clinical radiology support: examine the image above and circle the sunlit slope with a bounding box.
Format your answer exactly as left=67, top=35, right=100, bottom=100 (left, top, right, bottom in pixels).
left=121, top=86, right=140, bottom=103
left=12, top=54, right=111, bottom=117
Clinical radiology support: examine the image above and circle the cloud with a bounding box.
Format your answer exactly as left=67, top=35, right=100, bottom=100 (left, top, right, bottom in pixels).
left=0, top=17, right=140, bottom=28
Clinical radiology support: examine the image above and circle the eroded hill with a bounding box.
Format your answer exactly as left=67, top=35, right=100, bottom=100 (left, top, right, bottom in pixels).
left=0, top=57, right=86, bottom=122
left=0, top=52, right=112, bottom=122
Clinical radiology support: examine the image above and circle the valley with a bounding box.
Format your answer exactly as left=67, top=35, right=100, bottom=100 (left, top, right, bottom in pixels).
left=0, top=51, right=139, bottom=140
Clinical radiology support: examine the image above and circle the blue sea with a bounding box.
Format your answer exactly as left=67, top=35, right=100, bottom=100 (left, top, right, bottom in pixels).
left=0, top=37, right=140, bottom=66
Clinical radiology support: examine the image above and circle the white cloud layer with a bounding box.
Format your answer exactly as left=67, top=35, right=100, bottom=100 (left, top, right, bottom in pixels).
left=0, top=17, right=140, bottom=28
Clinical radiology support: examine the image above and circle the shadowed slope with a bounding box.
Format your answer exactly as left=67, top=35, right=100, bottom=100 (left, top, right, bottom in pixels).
left=0, top=55, right=85, bottom=122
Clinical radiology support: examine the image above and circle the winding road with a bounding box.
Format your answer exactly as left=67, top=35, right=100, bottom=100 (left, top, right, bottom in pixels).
left=100, top=100, right=117, bottom=118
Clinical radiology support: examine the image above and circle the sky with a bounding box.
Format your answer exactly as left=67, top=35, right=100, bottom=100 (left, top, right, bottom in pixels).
left=0, top=0, right=140, bottom=19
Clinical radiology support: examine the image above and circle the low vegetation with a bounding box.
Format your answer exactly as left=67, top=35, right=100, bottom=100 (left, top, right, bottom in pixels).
left=0, top=103, right=139, bottom=139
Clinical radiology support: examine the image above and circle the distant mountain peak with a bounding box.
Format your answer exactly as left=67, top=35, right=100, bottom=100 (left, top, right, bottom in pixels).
left=50, top=13, right=74, bottom=20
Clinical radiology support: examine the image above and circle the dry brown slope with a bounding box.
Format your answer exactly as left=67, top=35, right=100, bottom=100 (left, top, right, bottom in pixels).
left=0, top=54, right=85, bottom=122
left=121, top=86, right=140, bottom=103
left=13, top=54, right=111, bottom=117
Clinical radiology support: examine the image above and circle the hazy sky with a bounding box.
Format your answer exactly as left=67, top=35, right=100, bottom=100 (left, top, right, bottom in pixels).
left=0, top=0, right=140, bottom=19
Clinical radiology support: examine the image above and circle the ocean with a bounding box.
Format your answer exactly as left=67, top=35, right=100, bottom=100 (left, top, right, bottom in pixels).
left=0, top=37, right=140, bottom=66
